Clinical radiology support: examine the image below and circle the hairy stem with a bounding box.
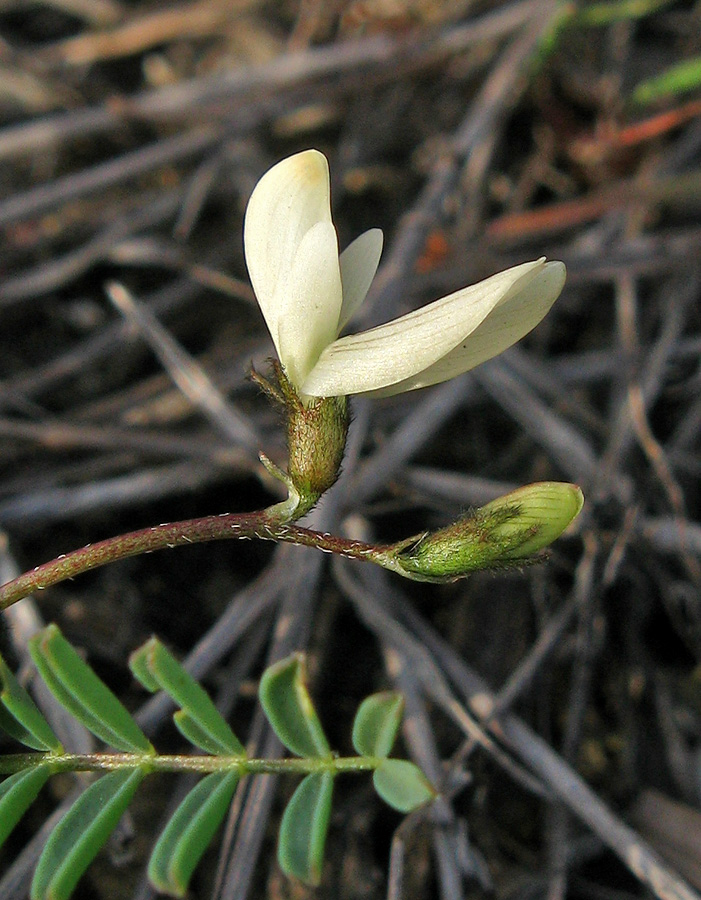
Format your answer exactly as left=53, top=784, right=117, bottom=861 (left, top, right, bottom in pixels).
left=0, top=510, right=402, bottom=610
left=0, top=752, right=380, bottom=776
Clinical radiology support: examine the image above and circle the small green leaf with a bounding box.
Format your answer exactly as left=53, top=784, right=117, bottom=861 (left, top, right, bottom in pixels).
left=129, top=638, right=244, bottom=755
left=148, top=771, right=239, bottom=897
left=352, top=692, right=404, bottom=758
left=0, top=705, right=33, bottom=746
left=172, top=711, right=238, bottom=756
left=0, top=655, right=63, bottom=752
left=31, top=768, right=144, bottom=900
left=372, top=759, right=436, bottom=813
left=127, top=647, right=160, bottom=692
left=574, top=0, right=675, bottom=28
left=633, top=54, right=701, bottom=104
left=0, top=766, right=52, bottom=849
left=28, top=625, right=153, bottom=754
left=278, top=771, right=334, bottom=885
left=259, top=654, right=330, bottom=758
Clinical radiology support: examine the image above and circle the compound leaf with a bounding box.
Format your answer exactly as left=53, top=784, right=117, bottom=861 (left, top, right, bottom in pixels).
left=259, top=654, right=330, bottom=759
left=148, top=770, right=239, bottom=897
left=0, top=766, right=52, bottom=850
left=31, top=768, right=144, bottom=900
left=372, top=759, right=436, bottom=813
left=351, top=692, right=404, bottom=758
left=0, top=655, right=62, bottom=752
left=278, top=771, right=334, bottom=885
left=28, top=626, right=153, bottom=754
left=130, top=638, right=243, bottom=755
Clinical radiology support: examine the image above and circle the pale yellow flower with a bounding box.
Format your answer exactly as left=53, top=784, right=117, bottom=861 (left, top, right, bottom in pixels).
left=244, top=150, right=565, bottom=400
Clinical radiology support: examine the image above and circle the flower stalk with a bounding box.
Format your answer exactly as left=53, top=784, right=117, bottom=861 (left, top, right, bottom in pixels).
left=0, top=511, right=380, bottom=610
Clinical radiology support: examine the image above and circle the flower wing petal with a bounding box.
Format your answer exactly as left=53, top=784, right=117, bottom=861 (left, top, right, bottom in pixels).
left=244, top=150, right=333, bottom=348
left=338, top=228, right=383, bottom=332
left=275, top=221, right=343, bottom=390
left=367, top=261, right=566, bottom=396
left=301, top=260, right=549, bottom=397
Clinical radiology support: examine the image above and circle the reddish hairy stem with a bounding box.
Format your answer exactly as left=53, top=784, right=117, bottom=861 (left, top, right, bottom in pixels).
left=0, top=511, right=386, bottom=610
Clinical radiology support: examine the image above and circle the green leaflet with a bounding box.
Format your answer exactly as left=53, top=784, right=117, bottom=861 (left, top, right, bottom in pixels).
left=259, top=654, right=331, bottom=759
left=372, top=759, right=436, bottom=813
left=31, top=768, right=144, bottom=900
left=574, top=0, right=675, bottom=27
left=172, top=711, right=239, bottom=756
left=352, top=692, right=404, bottom=758
left=633, top=54, right=701, bottom=104
left=0, top=654, right=62, bottom=752
left=129, top=638, right=244, bottom=755
left=278, top=771, right=334, bottom=885
left=0, top=766, right=53, bottom=850
left=28, top=626, right=153, bottom=754
left=148, top=770, right=239, bottom=897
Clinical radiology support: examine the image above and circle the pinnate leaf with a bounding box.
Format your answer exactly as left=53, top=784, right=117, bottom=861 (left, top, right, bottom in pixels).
left=278, top=771, right=334, bottom=885
left=29, top=626, right=153, bottom=754
left=148, top=770, right=239, bottom=897
left=372, top=759, right=436, bottom=813
left=130, top=638, right=244, bottom=755
left=0, top=766, right=52, bottom=850
left=352, top=692, right=404, bottom=758
left=259, top=654, right=330, bottom=758
left=0, top=655, right=62, bottom=752
left=31, top=768, right=144, bottom=900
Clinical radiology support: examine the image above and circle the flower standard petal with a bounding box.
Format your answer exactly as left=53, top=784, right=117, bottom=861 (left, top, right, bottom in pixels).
left=275, top=221, right=343, bottom=391
left=244, top=150, right=332, bottom=351
left=366, top=261, right=566, bottom=396
left=300, top=260, right=549, bottom=398
left=338, top=228, right=383, bottom=331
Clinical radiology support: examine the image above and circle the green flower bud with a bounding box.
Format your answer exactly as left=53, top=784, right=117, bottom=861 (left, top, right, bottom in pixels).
left=393, top=482, right=583, bottom=581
